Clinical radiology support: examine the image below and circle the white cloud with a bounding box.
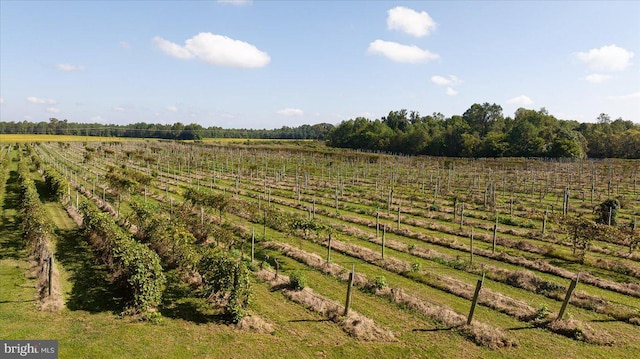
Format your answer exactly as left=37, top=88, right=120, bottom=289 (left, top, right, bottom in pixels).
left=47, top=107, right=60, bottom=113
left=277, top=108, right=304, bottom=116
left=153, top=32, right=270, bottom=68
left=217, top=0, right=252, bottom=5
left=367, top=40, right=439, bottom=64
left=607, top=92, right=640, bottom=100
left=56, top=63, right=85, bottom=71
left=431, top=75, right=461, bottom=86
left=506, top=95, right=534, bottom=106
left=577, top=45, right=634, bottom=71
left=431, top=75, right=462, bottom=95
left=113, top=106, right=126, bottom=112
left=166, top=106, right=178, bottom=112
left=0, top=97, right=3, bottom=104
left=387, top=6, right=436, bottom=37
left=585, top=73, right=611, bottom=84
left=90, top=116, right=106, bottom=123
left=27, top=96, right=56, bottom=105
left=119, top=41, right=131, bottom=49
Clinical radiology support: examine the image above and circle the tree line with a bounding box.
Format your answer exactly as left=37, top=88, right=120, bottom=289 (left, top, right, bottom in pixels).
left=1, top=103, right=638, bottom=158
left=0, top=118, right=334, bottom=141
left=327, top=104, right=640, bottom=158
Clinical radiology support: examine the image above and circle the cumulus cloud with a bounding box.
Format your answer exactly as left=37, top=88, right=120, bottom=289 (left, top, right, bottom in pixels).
left=277, top=108, right=304, bottom=116
left=166, top=106, right=178, bottom=112
left=119, top=41, right=131, bottom=49
left=585, top=73, right=611, bottom=84
left=90, top=116, right=106, bottom=123
left=506, top=95, right=534, bottom=106
left=431, top=75, right=461, bottom=86
left=431, top=75, right=461, bottom=95
left=27, top=96, right=56, bottom=105
left=607, top=92, right=640, bottom=100
left=577, top=45, right=634, bottom=71
left=367, top=40, right=439, bottom=63
left=387, top=6, right=436, bottom=37
left=113, top=106, right=126, bottom=112
left=56, top=63, right=85, bottom=71
left=153, top=32, right=270, bottom=68
left=47, top=107, right=60, bottom=113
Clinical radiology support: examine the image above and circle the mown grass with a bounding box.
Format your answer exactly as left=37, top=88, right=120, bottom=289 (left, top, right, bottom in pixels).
left=7, top=141, right=640, bottom=358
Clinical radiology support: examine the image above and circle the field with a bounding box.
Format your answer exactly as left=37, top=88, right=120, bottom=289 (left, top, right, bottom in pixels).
left=1, top=137, right=639, bottom=358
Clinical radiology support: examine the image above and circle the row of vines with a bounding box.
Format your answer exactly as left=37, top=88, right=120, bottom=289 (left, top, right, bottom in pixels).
left=29, top=140, right=640, bottom=349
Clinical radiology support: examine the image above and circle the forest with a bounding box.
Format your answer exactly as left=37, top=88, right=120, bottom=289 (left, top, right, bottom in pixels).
left=1, top=103, right=638, bottom=158
left=0, top=119, right=334, bottom=141
left=327, top=104, right=640, bottom=159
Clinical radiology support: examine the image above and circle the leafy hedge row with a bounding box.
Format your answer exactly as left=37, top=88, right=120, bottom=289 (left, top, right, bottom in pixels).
left=79, top=200, right=166, bottom=314
left=17, top=157, right=55, bottom=300
left=130, top=201, right=201, bottom=270
left=131, top=200, right=252, bottom=323
left=42, top=164, right=70, bottom=204
left=18, top=159, right=53, bottom=257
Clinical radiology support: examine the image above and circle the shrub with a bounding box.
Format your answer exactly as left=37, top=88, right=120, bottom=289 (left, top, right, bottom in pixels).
left=595, top=199, right=620, bottom=225
left=289, top=270, right=307, bottom=290
left=371, top=275, right=387, bottom=290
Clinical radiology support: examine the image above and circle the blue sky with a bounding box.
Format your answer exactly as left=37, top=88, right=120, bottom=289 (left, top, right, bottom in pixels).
left=1, top=0, right=638, bottom=129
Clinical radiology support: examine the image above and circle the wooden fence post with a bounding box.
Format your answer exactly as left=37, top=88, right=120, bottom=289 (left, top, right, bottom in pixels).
left=467, top=273, right=485, bottom=325
left=460, top=202, right=465, bottom=230
left=343, top=264, right=355, bottom=316
left=470, top=228, right=474, bottom=265
left=492, top=216, right=498, bottom=254
left=274, top=258, right=279, bottom=280
left=382, top=224, right=386, bottom=259
left=251, top=227, right=255, bottom=263
left=48, top=255, right=54, bottom=297
left=263, top=209, right=267, bottom=240
left=376, top=211, right=380, bottom=238
left=327, top=232, right=332, bottom=264
left=557, top=272, right=580, bottom=321
left=542, top=206, right=548, bottom=235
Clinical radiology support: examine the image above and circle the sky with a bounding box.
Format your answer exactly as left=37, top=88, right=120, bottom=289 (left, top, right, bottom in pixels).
left=0, top=0, right=639, bottom=129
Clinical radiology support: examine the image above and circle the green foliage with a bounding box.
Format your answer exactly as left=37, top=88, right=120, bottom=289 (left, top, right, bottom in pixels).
left=198, top=249, right=252, bottom=323
left=17, top=158, right=54, bottom=261
left=289, top=270, right=307, bottom=290
left=289, top=217, right=325, bottom=239
left=371, top=275, right=387, bottom=290
left=43, top=165, right=69, bottom=203
left=325, top=105, right=638, bottom=158
left=595, top=199, right=620, bottom=225
left=535, top=304, right=551, bottom=320
left=80, top=201, right=166, bottom=314
left=184, top=187, right=230, bottom=220
left=130, top=201, right=200, bottom=269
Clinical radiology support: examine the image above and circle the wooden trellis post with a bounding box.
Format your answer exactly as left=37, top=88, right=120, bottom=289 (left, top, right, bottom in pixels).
left=467, top=273, right=485, bottom=325
left=343, top=264, right=355, bottom=316
left=470, top=228, right=475, bottom=265
left=327, top=231, right=332, bottom=264
left=382, top=224, right=386, bottom=259
left=48, top=255, right=54, bottom=297
left=557, top=272, right=580, bottom=321
left=251, top=227, right=255, bottom=263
